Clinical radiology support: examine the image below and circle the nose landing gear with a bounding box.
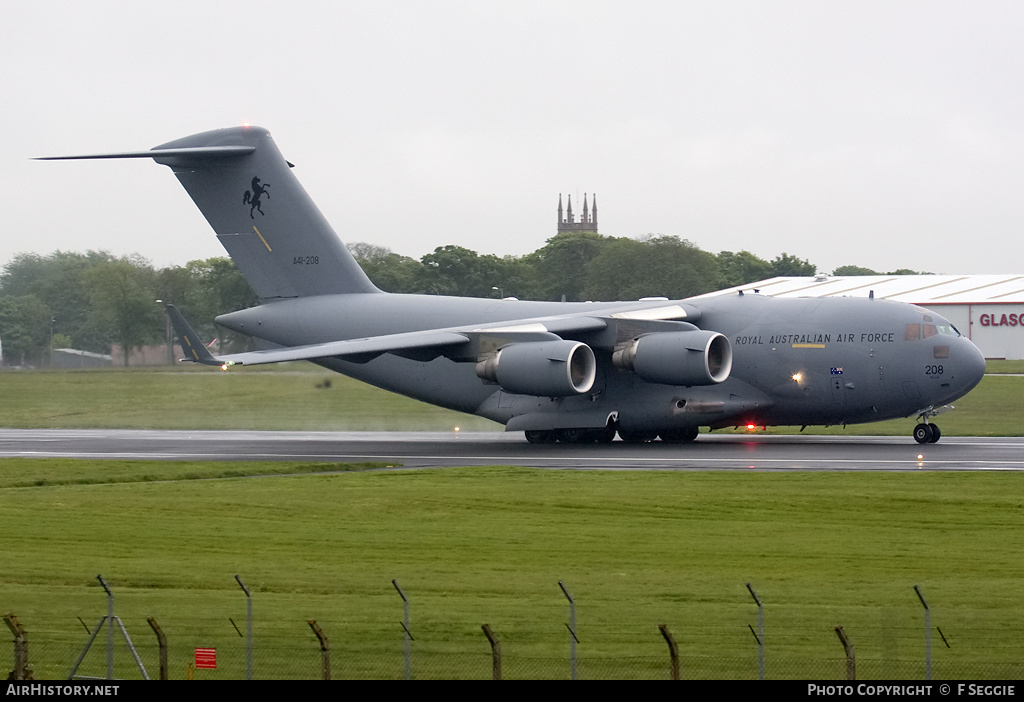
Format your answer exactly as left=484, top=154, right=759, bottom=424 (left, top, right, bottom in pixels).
left=913, top=405, right=954, bottom=444
left=913, top=423, right=941, bottom=444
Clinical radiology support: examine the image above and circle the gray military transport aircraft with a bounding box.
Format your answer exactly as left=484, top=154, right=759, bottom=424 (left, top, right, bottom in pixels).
left=43, top=126, right=986, bottom=444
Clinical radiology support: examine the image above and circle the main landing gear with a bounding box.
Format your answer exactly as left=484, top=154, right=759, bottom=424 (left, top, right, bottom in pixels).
left=524, top=427, right=616, bottom=444
left=524, top=427, right=699, bottom=444
left=913, top=423, right=941, bottom=444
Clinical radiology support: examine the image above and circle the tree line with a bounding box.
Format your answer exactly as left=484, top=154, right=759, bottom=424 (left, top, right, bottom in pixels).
left=0, top=232, right=924, bottom=366
left=351, top=233, right=819, bottom=301
left=351, top=231, right=925, bottom=300
left=0, top=251, right=257, bottom=367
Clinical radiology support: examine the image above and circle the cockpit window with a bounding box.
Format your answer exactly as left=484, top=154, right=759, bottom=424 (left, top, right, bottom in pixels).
left=906, top=322, right=959, bottom=340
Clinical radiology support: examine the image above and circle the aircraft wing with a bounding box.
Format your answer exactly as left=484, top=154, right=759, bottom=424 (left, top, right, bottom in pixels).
left=166, top=301, right=700, bottom=367
left=166, top=304, right=473, bottom=366
left=215, top=329, right=475, bottom=366
left=461, top=301, right=698, bottom=336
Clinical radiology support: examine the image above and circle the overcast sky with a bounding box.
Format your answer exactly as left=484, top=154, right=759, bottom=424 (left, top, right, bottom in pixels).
left=3, top=1, right=1023, bottom=276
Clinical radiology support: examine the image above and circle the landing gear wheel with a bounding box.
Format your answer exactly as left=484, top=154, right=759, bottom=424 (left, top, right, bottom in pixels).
left=590, top=426, right=617, bottom=444
left=525, top=430, right=554, bottom=444
left=913, top=424, right=934, bottom=444
left=556, top=428, right=587, bottom=444
left=928, top=424, right=941, bottom=443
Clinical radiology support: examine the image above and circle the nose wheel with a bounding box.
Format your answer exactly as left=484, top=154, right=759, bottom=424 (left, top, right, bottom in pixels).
left=913, top=423, right=941, bottom=444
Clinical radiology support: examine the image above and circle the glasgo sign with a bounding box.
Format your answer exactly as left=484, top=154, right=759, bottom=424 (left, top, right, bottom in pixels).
left=979, top=312, right=1022, bottom=327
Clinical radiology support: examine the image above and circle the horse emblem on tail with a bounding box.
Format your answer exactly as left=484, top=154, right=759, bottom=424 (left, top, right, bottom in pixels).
left=242, top=176, right=270, bottom=218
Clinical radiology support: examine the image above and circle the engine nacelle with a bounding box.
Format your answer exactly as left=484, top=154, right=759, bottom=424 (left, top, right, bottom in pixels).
left=613, top=330, right=732, bottom=386
left=476, top=340, right=597, bottom=396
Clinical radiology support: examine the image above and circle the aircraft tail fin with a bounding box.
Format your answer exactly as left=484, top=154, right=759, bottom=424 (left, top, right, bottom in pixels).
left=43, top=126, right=380, bottom=300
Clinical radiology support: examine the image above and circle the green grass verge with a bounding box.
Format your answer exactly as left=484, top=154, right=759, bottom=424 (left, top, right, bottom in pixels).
left=0, top=362, right=1021, bottom=435
left=0, top=458, right=392, bottom=489
left=985, top=359, right=1024, bottom=374
left=0, top=365, right=498, bottom=431
left=2, top=461, right=1023, bottom=679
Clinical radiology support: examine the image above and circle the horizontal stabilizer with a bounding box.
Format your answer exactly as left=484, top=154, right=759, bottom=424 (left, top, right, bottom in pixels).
left=35, top=146, right=255, bottom=161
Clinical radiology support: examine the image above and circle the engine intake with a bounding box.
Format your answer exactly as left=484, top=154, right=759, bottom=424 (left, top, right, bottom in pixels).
left=613, top=330, right=732, bottom=386
left=476, top=340, right=596, bottom=396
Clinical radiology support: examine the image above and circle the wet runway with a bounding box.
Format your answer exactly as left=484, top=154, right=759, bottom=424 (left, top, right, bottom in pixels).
left=1, top=429, right=1022, bottom=472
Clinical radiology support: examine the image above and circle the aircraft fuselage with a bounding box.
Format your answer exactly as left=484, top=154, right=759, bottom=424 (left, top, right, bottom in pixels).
left=46, top=125, right=986, bottom=444
left=216, top=290, right=985, bottom=435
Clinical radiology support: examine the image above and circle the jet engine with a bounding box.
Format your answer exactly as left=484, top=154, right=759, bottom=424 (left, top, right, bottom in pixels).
left=475, top=340, right=597, bottom=396
left=612, top=330, right=732, bottom=386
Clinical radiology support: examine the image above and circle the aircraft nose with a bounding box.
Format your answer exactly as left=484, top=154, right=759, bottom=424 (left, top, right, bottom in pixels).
left=959, top=338, right=986, bottom=394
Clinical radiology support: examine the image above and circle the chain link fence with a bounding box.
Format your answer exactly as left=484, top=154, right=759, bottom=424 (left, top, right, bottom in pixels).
left=8, top=632, right=1024, bottom=680
left=6, top=578, right=1021, bottom=681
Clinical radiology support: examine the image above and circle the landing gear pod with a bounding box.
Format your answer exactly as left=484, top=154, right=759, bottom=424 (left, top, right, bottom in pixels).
left=476, top=340, right=597, bottom=396
left=613, top=330, right=732, bottom=386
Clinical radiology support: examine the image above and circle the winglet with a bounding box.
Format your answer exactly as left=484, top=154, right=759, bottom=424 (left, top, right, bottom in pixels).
left=163, top=304, right=225, bottom=366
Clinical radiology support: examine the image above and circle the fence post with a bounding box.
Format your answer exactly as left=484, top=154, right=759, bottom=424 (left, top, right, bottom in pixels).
left=4, top=613, right=32, bottom=680
left=746, top=583, right=764, bottom=680
left=481, top=624, right=501, bottom=680
left=96, top=575, right=114, bottom=680
left=234, top=575, right=252, bottom=680
left=658, top=624, right=679, bottom=680
left=392, top=580, right=412, bottom=680
left=307, top=620, right=330, bottom=681
left=559, top=581, right=578, bottom=680
left=914, top=585, right=931, bottom=680
left=68, top=580, right=149, bottom=681
left=146, top=618, right=168, bottom=681
left=834, top=625, right=855, bottom=680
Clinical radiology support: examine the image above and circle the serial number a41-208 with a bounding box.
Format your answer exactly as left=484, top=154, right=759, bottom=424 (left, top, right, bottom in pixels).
left=293, top=256, right=320, bottom=265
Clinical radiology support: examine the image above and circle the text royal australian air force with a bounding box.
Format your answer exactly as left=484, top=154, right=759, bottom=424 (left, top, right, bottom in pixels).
left=734, top=331, right=897, bottom=346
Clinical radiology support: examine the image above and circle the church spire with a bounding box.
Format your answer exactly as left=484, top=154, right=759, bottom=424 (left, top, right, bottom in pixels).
left=556, top=193, right=599, bottom=234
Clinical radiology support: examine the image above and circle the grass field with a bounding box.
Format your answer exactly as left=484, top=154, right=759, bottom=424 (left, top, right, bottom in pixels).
left=0, top=365, right=499, bottom=432
left=1, top=461, right=1023, bottom=679
left=0, top=362, right=1021, bottom=435
left=984, top=359, right=1024, bottom=374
